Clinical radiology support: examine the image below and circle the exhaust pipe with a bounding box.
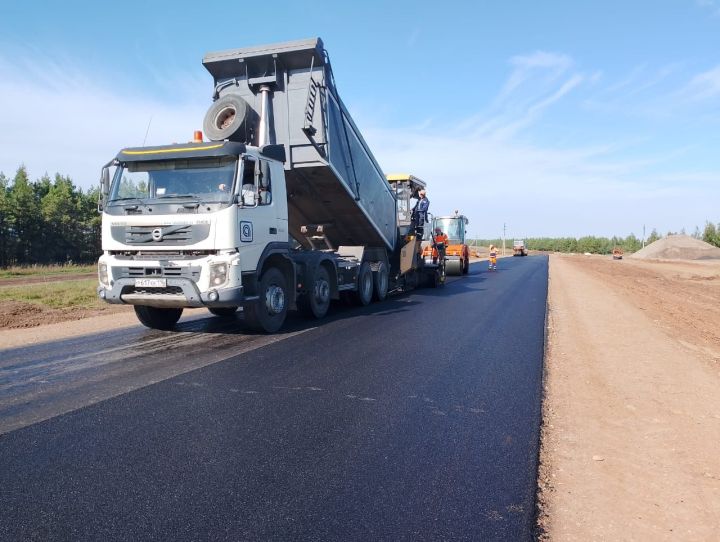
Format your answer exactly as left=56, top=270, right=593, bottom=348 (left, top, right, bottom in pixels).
left=257, top=85, right=272, bottom=146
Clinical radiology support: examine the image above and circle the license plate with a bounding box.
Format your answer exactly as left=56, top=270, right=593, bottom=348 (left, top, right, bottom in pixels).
left=135, top=278, right=167, bottom=288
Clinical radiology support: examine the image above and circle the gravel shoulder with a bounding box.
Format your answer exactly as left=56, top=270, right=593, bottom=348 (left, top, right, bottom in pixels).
left=538, top=254, right=720, bottom=540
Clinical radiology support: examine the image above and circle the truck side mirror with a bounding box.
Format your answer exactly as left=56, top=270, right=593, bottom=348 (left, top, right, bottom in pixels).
left=98, top=167, right=110, bottom=211
left=101, top=167, right=110, bottom=194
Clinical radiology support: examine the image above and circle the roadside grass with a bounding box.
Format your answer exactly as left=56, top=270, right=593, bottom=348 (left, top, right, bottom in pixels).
left=0, top=279, right=101, bottom=309
left=0, top=264, right=95, bottom=280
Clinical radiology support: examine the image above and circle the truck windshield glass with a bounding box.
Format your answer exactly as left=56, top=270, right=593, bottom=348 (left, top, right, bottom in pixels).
left=108, top=157, right=237, bottom=204
left=436, top=218, right=464, bottom=243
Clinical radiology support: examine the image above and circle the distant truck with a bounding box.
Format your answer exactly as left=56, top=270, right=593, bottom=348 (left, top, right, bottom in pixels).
left=96, top=38, right=444, bottom=333
left=513, top=239, right=528, bottom=256
left=612, top=247, right=624, bottom=260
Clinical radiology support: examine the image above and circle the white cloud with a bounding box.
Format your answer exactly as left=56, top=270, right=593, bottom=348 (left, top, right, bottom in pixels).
left=407, top=27, right=421, bottom=48
left=363, top=118, right=720, bottom=237
left=696, top=0, right=720, bottom=16
left=498, top=51, right=573, bottom=102
left=680, top=65, right=720, bottom=100
left=0, top=54, right=207, bottom=187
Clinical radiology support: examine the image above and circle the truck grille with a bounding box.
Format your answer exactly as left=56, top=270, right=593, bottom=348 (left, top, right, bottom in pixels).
left=118, top=266, right=201, bottom=281
left=111, top=224, right=210, bottom=246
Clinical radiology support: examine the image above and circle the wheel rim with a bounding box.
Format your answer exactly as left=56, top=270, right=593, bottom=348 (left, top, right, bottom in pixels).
left=214, top=106, right=236, bottom=130
left=315, top=279, right=330, bottom=305
left=265, top=284, right=285, bottom=315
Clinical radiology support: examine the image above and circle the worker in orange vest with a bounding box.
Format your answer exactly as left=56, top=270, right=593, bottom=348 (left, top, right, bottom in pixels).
left=432, top=227, right=449, bottom=264
left=489, top=244, right=498, bottom=270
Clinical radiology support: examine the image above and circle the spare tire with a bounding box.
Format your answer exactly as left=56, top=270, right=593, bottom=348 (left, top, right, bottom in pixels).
left=203, top=95, right=253, bottom=142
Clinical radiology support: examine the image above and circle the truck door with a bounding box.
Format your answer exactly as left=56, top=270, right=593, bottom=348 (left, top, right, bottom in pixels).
left=237, top=157, right=287, bottom=273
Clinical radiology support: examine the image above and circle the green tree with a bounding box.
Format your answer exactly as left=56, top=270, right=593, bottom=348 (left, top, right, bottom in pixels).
left=703, top=222, right=719, bottom=248
left=646, top=228, right=661, bottom=245
left=623, top=234, right=642, bottom=253
left=0, top=172, right=13, bottom=266
left=78, top=186, right=102, bottom=261
left=41, top=174, right=82, bottom=263
left=8, top=166, right=43, bottom=264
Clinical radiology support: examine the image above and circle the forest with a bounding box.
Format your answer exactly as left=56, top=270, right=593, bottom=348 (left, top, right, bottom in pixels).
left=0, top=167, right=101, bottom=267
left=1, top=165, right=718, bottom=267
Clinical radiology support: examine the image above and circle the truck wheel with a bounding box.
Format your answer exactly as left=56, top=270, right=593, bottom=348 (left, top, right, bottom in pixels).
left=134, top=306, right=183, bottom=330
left=243, top=267, right=288, bottom=333
left=352, top=262, right=373, bottom=306
left=203, top=95, right=252, bottom=142
left=208, top=307, right=238, bottom=317
left=298, top=266, right=331, bottom=319
left=373, top=261, right=389, bottom=301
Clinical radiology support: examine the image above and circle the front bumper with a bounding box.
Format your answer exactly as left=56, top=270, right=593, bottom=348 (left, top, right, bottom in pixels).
left=98, top=277, right=246, bottom=308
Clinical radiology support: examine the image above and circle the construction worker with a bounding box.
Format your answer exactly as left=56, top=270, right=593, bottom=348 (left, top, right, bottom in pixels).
left=410, top=189, right=429, bottom=238
left=489, top=244, right=498, bottom=270
left=432, top=227, right=449, bottom=264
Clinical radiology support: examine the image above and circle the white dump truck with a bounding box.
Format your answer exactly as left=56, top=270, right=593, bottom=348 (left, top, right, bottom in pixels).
left=97, top=38, right=443, bottom=333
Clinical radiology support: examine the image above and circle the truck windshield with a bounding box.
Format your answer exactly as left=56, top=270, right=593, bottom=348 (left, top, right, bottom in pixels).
left=435, top=218, right=465, bottom=243
left=108, top=157, right=237, bottom=204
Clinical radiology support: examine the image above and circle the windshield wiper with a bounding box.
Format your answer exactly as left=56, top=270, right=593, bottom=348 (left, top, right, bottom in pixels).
left=156, top=194, right=198, bottom=199
left=108, top=197, right=145, bottom=205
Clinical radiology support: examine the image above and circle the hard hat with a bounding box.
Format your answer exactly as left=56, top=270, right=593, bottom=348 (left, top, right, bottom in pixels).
left=435, top=227, right=442, bottom=233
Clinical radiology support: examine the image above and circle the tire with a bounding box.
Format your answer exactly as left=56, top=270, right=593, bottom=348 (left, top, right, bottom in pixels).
left=298, top=266, right=331, bottom=319
left=462, top=256, right=469, bottom=274
left=203, top=95, right=252, bottom=142
left=134, top=306, right=183, bottom=330
left=208, top=307, right=238, bottom=317
left=373, top=261, right=389, bottom=301
left=243, top=267, right=288, bottom=333
left=352, top=261, right=373, bottom=306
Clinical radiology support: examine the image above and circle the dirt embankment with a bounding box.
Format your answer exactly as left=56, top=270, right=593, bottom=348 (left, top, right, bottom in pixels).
left=0, top=300, right=132, bottom=330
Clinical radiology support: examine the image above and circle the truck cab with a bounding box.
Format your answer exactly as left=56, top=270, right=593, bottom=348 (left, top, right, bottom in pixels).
left=513, top=239, right=528, bottom=256
left=97, top=140, right=293, bottom=330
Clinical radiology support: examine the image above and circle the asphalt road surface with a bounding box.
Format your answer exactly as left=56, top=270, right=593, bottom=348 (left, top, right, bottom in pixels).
left=0, top=256, right=548, bottom=541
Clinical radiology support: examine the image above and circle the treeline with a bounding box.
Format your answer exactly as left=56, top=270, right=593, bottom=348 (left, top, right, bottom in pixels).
left=0, top=166, right=101, bottom=267
left=472, top=235, right=648, bottom=255
left=474, top=223, right=720, bottom=254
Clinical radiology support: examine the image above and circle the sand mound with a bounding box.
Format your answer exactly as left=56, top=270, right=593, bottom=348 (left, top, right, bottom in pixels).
left=630, top=235, right=720, bottom=260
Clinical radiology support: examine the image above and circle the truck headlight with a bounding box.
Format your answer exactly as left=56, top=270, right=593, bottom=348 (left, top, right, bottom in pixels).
left=209, top=262, right=229, bottom=287
left=98, top=262, right=109, bottom=287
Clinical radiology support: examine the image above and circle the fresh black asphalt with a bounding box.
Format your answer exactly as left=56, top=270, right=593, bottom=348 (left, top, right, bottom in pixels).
left=0, top=255, right=548, bottom=541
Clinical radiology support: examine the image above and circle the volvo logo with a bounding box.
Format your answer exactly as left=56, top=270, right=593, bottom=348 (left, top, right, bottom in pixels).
left=151, top=228, right=164, bottom=242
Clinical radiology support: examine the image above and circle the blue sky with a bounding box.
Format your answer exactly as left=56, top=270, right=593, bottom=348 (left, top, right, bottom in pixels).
left=1, top=0, right=718, bottom=238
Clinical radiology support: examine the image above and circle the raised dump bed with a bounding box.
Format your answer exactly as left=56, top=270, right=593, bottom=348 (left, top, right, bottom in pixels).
left=202, top=38, right=397, bottom=251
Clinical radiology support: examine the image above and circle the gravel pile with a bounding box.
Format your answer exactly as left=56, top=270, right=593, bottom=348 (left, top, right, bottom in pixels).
left=630, top=235, right=720, bottom=260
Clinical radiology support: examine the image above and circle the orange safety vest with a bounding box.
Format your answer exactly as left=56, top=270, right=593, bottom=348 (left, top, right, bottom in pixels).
left=433, top=233, right=449, bottom=257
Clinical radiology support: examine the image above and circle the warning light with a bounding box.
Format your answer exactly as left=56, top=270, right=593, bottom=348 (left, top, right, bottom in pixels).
left=193, top=130, right=203, bottom=143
